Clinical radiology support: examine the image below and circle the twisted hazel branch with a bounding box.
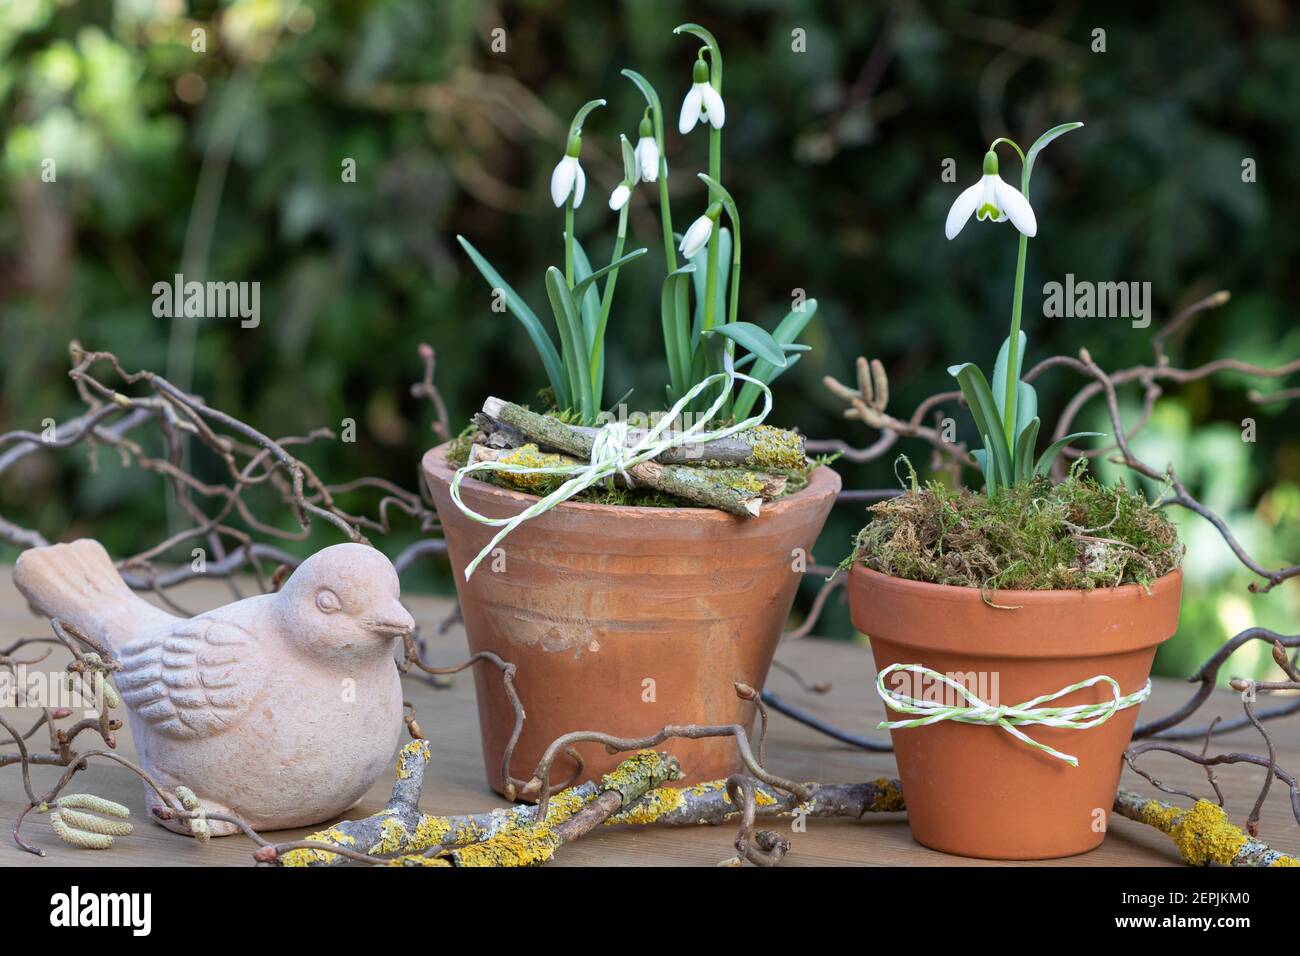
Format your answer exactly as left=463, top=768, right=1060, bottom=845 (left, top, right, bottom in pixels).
left=816, top=356, right=970, bottom=471
left=396, top=637, right=529, bottom=799
left=1134, top=630, right=1300, bottom=740
left=1073, top=346, right=1300, bottom=594
left=411, top=343, right=453, bottom=444
left=0, top=342, right=444, bottom=610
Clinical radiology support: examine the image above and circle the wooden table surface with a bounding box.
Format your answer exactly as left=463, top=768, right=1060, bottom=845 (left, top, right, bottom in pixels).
left=2, top=572, right=1296, bottom=867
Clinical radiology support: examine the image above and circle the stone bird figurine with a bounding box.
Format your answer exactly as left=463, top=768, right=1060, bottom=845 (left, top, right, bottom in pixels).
left=13, top=539, right=413, bottom=836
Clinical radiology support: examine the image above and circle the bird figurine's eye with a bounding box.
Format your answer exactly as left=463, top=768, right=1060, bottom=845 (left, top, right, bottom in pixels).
left=315, top=589, right=341, bottom=614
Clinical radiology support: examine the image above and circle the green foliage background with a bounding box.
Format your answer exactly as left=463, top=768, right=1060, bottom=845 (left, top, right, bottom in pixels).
left=2, top=0, right=1297, bottom=679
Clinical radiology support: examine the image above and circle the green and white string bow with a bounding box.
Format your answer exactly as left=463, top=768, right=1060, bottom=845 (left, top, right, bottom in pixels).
left=451, top=354, right=773, bottom=579
left=875, top=662, right=1151, bottom=767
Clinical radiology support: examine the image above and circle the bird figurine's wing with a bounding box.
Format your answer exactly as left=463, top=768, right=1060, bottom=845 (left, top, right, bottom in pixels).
left=115, top=618, right=263, bottom=739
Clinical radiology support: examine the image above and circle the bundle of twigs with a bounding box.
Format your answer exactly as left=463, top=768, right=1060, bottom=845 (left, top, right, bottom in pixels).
left=466, top=396, right=809, bottom=515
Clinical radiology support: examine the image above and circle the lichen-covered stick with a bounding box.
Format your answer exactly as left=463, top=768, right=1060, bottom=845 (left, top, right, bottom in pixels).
left=257, top=733, right=1291, bottom=868
left=1112, top=789, right=1298, bottom=867
left=525, top=719, right=812, bottom=823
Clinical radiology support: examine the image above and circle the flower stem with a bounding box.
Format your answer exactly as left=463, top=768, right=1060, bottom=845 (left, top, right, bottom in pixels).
left=724, top=199, right=741, bottom=420
left=991, top=137, right=1029, bottom=452
left=658, top=154, right=675, bottom=271
left=590, top=207, right=628, bottom=390
left=564, top=198, right=575, bottom=288
left=1004, top=230, right=1027, bottom=449
left=702, top=129, right=722, bottom=335
left=703, top=125, right=723, bottom=410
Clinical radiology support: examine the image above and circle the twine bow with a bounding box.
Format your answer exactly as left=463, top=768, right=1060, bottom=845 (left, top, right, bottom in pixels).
left=875, top=662, right=1151, bottom=766
left=589, top=419, right=637, bottom=488
left=451, top=354, right=773, bottom=579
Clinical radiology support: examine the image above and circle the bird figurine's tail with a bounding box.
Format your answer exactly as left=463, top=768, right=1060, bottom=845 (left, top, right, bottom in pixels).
left=13, top=539, right=177, bottom=649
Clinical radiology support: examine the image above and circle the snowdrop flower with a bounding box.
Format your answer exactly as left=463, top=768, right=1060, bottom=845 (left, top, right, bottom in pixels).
left=678, top=58, right=725, bottom=134
left=945, top=151, right=1037, bottom=240
left=679, top=203, right=721, bottom=259
left=609, top=183, right=631, bottom=211
left=550, top=134, right=587, bottom=208
left=634, top=113, right=660, bottom=183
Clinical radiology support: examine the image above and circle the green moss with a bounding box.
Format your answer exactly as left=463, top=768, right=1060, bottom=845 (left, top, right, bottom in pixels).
left=849, top=460, right=1182, bottom=592
left=566, top=485, right=695, bottom=508
left=444, top=423, right=476, bottom=469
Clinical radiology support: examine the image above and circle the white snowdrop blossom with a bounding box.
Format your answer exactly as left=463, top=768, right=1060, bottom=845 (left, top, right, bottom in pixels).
left=608, top=183, right=631, bottom=211
left=634, top=115, right=660, bottom=183
left=679, top=208, right=718, bottom=259
left=945, top=151, right=1036, bottom=239
left=550, top=137, right=587, bottom=208
left=678, top=58, right=725, bottom=134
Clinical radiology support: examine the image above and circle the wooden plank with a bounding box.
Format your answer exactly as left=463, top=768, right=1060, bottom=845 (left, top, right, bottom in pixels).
left=1, top=571, right=1295, bottom=866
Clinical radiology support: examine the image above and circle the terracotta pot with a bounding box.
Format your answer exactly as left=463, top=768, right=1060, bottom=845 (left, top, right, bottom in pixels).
left=423, top=442, right=840, bottom=795
left=849, top=565, right=1182, bottom=859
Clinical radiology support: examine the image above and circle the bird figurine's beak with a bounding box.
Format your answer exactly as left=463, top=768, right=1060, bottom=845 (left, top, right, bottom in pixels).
left=365, top=602, right=415, bottom=638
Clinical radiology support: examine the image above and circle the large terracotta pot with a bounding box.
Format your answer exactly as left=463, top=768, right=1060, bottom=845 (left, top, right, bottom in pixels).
left=849, top=565, right=1182, bottom=859
left=423, top=442, right=840, bottom=795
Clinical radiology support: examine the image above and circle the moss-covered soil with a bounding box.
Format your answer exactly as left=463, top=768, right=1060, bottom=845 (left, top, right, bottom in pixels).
left=848, top=461, right=1183, bottom=592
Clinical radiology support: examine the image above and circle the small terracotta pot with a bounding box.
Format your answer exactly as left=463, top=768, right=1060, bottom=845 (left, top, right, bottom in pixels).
left=849, top=565, right=1181, bottom=859
left=423, top=442, right=840, bottom=795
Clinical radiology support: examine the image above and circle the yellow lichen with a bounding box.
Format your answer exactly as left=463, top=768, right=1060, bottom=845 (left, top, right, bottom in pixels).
left=599, top=750, right=672, bottom=805
left=605, top=786, right=687, bottom=825
left=396, top=740, right=429, bottom=779
left=540, top=787, right=591, bottom=823
left=453, top=818, right=488, bottom=844
left=492, top=444, right=571, bottom=495
left=607, top=778, right=785, bottom=825
left=1170, top=801, right=1248, bottom=866
left=869, top=777, right=906, bottom=813
left=1270, top=855, right=1300, bottom=866
left=1136, top=798, right=1253, bottom=866
left=367, top=816, right=410, bottom=856
left=412, top=814, right=452, bottom=849
left=280, top=827, right=357, bottom=867
left=749, top=425, right=807, bottom=471
left=447, top=786, right=595, bottom=867
left=450, top=825, right=561, bottom=867
left=387, top=854, right=453, bottom=867
left=715, top=470, right=766, bottom=495
left=1137, top=798, right=1183, bottom=831
left=687, top=779, right=729, bottom=799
